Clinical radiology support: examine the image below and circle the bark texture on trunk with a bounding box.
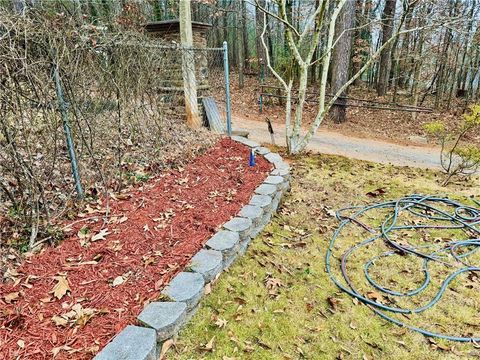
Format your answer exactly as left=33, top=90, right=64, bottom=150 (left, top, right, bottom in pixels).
left=330, top=0, right=356, bottom=123
left=376, top=0, right=397, bottom=96
left=256, top=0, right=267, bottom=70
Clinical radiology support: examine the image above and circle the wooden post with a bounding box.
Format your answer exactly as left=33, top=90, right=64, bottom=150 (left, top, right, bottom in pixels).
left=179, top=0, right=201, bottom=128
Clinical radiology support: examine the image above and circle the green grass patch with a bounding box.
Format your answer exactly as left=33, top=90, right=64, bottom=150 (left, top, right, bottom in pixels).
left=168, top=153, right=480, bottom=360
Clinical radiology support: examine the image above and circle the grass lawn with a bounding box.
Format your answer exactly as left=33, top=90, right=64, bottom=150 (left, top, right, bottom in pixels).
left=166, top=153, right=480, bottom=360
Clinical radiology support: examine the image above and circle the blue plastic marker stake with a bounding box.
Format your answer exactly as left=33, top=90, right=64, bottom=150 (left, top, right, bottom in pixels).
left=249, top=148, right=255, bottom=167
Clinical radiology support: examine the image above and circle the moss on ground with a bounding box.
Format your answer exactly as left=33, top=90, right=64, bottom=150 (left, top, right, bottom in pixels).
left=168, top=153, right=480, bottom=360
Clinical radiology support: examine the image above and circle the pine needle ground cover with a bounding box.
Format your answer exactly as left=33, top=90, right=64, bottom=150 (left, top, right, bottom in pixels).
left=170, top=153, right=480, bottom=360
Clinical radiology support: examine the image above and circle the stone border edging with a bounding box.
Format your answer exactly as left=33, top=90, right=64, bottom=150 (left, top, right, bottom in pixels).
left=94, top=136, right=291, bottom=360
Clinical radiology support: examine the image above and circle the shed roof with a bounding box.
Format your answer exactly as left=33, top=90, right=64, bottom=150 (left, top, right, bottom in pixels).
left=144, top=20, right=212, bottom=34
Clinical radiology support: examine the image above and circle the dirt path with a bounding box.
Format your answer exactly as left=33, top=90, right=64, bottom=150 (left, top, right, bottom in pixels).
left=233, top=116, right=442, bottom=169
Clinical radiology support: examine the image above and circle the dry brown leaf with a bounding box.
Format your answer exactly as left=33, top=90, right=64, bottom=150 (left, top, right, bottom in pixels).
left=296, top=346, right=305, bottom=356
left=71, top=303, right=96, bottom=327
left=51, top=276, right=70, bottom=300
left=154, top=279, right=164, bottom=291
left=328, top=297, right=341, bottom=310
left=366, top=291, right=384, bottom=303
left=436, top=343, right=451, bottom=351
left=4, top=292, right=19, bottom=304
left=204, top=283, right=212, bottom=295
left=264, top=276, right=282, bottom=296
left=215, top=317, right=228, bottom=328
left=4, top=268, right=20, bottom=283
left=201, top=336, right=215, bottom=352
left=84, top=204, right=98, bottom=214
left=52, top=303, right=97, bottom=328
left=118, top=216, right=128, bottom=224
left=256, top=338, right=272, bottom=350
left=85, top=345, right=100, bottom=355
left=52, top=345, right=74, bottom=358
left=91, top=228, right=110, bottom=242
left=159, top=339, right=174, bottom=360
left=142, top=255, right=155, bottom=267
left=51, top=315, right=68, bottom=327
left=112, top=276, right=125, bottom=287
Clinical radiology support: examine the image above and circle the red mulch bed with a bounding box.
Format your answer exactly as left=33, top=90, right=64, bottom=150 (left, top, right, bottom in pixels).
left=0, top=138, right=271, bottom=360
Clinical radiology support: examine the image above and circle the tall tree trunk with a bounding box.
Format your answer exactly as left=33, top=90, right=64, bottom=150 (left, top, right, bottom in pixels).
left=242, top=0, right=249, bottom=65
left=230, top=1, right=237, bottom=68
left=284, top=0, right=293, bottom=55
left=434, top=26, right=452, bottom=108
left=256, top=0, right=267, bottom=72
left=330, top=0, right=356, bottom=123
left=391, top=2, right=416, bottom=102
left=456, top=0, right=476, bottom=92
left=411, top=38, right=424, bottom=121
left=309, top=0, right=321, bottom=84
left=222, top=0, right=228, bottom=43
left=466, top=44, right=480, bottom=102
left=376, top=0, right=397, bottom=96
left=397, top=3, right=416, bottom=90
left=266, top=1, right=274, bottom=68
left=434, top=0, right=458, bottom=109
left=351, top=0, right=370, bottom=86
left=237, top=0, right=245, bottom=88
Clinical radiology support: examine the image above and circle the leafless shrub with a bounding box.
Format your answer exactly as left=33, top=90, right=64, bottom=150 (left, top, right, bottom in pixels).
left=0, top=7, right=216, bottom=250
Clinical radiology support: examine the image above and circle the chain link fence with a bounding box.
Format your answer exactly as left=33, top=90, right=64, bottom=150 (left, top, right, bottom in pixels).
left=0, top=9, right=230, bottom=250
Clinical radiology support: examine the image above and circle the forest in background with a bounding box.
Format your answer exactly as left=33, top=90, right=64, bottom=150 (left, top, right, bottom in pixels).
left=9, top=0, right=478, bottom=112
left=1, top=0, right=479, bottom=258
left=199, top=0, right=480, bottom=114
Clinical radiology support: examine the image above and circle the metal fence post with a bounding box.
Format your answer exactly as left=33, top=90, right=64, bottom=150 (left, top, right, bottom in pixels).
left=53, top=65, right=84, bottom=199
left=223, top=41, right=232, bottom=137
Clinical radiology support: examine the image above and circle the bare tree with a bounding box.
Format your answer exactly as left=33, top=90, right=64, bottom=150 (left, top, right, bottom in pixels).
left=256, top=0, right=455, bottom=154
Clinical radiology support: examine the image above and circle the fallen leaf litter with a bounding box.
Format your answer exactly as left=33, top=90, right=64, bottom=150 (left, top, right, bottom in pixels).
left=0, top=139, right=271, bottom=360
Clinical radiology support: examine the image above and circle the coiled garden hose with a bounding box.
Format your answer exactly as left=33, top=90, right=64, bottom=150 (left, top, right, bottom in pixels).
left=326, top=195, right=480, bottom=342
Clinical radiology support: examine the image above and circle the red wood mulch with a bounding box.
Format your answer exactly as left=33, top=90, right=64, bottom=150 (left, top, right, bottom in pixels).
left=0, top=138, right=271, bottom=360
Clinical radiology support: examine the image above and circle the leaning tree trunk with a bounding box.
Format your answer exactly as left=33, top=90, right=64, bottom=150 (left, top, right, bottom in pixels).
left=330, top=0, right=356, bottom=123
left=376, top=0, right=397, bottom=96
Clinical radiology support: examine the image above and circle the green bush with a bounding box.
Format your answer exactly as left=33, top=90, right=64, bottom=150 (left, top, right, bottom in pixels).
left=424, top=104, right=480, bottom=186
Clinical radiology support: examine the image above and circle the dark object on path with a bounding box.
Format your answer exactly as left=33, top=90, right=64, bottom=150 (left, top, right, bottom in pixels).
left=266, top=118, right=275, bottom=145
